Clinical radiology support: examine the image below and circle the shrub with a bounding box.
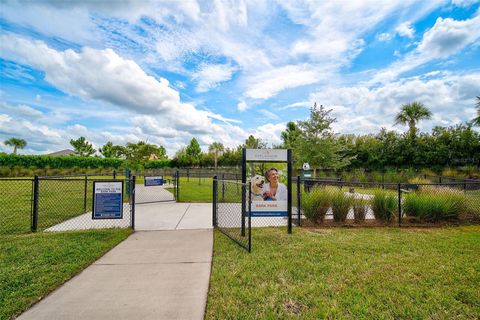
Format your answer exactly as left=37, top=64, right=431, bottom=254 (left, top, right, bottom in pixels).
left=301, top=187, right=332, bottom=223
left=403, top=188, right=467, bottom=221
left=371, top=171, right=384, bottom=183
left=372, top=191, right=397, bottom=221
left=331, top=189, right=354, bottom=222
left=353, top=198, right=368, bottom=223
left=441, top=168, right=462, bottom=178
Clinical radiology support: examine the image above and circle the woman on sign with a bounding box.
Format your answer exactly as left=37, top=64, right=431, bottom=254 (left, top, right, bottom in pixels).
left=263, top=167, right=287, bottom=201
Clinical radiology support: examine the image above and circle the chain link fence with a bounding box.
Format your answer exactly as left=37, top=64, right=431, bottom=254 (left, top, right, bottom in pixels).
left=0, top=178, right=34, bottom=235
left=213, top=178, right=251, bottom=252
left=298, top=178, right=480, bottom=226
left=0, top=176, right=135, bottom=235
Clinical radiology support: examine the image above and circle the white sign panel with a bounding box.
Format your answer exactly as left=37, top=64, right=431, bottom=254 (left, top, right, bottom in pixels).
left=245, top=149, right=288, bottom=162
left=250, top=201, right=288, bottom=217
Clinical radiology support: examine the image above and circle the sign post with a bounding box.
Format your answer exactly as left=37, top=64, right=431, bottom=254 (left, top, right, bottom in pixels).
left=92, top=181, right=124, bottom=219
left=242, top=148, right=292, bottom=234
left=302, top=162, right=311, bottom=178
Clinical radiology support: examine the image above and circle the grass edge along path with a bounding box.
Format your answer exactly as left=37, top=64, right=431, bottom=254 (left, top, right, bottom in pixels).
left=0, top=228, right=133, bottom=320
left=206, top=226, right=480, bottom=319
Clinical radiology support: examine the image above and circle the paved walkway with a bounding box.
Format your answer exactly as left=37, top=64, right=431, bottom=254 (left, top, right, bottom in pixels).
left=19, top=203, right=213, bottom=320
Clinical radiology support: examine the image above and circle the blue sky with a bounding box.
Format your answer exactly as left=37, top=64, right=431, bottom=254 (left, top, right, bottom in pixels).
left=0, top=0, right=479, bottom=156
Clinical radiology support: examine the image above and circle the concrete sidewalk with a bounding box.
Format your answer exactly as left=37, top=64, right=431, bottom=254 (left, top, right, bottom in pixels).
left=18, top=230, right=213, bottom=320
left=135, top=203, right=213, bottom=231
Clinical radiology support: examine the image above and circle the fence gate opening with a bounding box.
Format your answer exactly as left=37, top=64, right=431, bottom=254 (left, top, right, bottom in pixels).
left=134, top=172, right=178, bottom=204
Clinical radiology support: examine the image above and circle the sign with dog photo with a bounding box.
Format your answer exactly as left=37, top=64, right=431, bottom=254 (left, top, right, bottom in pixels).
left=248, top=162, right=288, bottom=217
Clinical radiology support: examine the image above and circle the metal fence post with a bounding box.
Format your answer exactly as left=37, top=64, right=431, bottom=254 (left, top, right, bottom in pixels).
left=131, top=176, right=136, bottom=229
left=222, top=173, right=225, bottom=201
left=241, top=148, right=246, bottom=237
left=398, top=183, right=402, bottom=227
left=31, top=175, right=39, bottom=232
left=176, top=170, right=180, bottom=201
left=248, top=183, right=252, bottom=253
left=287, top=149, right=292, bottom=234
left=84, top=175, right=88, bottom=212
left=213, top=176, right=217, bottom=227
left=297, top=175, right=301, bottom=226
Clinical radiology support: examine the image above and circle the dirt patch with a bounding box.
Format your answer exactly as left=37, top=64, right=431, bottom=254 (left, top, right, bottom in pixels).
left=284, top=299, right=305, bottom=315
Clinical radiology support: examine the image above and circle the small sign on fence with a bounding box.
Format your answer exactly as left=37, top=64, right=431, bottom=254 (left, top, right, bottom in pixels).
left=144, top=176, right=163, bottom=186
left=92, top=181, right=123, bottom=219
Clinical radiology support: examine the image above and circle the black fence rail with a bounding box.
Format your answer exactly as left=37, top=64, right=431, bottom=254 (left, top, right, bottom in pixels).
left=298, top=178, right=480, bottom=226
left=213, top=178, right=251, bottom=252
left=0, top=176, right=136, bottom=235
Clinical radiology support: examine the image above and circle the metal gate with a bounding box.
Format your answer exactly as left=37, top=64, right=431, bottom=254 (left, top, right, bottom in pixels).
left=212, top=177, right=251, bottom=252
left=134, top=173, right=178, bottom=204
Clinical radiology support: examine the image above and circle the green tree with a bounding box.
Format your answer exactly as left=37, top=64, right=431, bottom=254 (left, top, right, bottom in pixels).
left=394, top=101, right=432, bottom=139
left=125, top=141, right=167, bottom=161
left=186, top=138, right=202, bottom=167
left=296, top=103, right=353, bottom=172
left=4, top=137, right=27, bottom=154
left=208, top=142, right=224, bottom=170
left=99, top=141, right=115, bottom=158
left=280, top=121, right=301, bottom=148
left=244, top=135, right=267, bottom=149
left=70, top=137, right=96, bottom=156
left=473, top=96, right=480, bottom=126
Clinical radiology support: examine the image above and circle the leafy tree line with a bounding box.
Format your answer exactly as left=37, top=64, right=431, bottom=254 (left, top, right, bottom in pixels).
left=3, top=98, right=479, bottom=171
left=280, top=101, right=479, bottom=171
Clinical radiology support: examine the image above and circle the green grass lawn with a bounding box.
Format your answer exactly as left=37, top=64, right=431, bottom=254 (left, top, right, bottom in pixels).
left=207, top=226, right=480, bottom=319
left=0, top=176, right=140, bottom=235
left=166, top=177, right=213, bottom=202
left=0, top=228, right=132, bottom=319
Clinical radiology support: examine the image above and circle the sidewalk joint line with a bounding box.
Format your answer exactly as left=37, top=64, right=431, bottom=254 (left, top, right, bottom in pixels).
left=174, top=203, right=191, bottom=230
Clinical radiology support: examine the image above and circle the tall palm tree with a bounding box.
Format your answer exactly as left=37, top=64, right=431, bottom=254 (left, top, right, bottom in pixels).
left=208, top=142, right=224, bottom=171
left=394, top=101, right=432, bottom=138
left=473, top=96, right=480, bottom=126
left=4, top=137, right=27, bottom=154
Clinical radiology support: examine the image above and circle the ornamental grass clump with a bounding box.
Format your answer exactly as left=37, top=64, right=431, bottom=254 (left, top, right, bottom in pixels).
left=331, top=189, right=354, bottom=222
left=372, top=190, right=397, bottom=221
left=301, top=187, right=332, bottom=223
left=403, top=188, right=466, bottom=221
left=353, top=198, right=368, bottom=223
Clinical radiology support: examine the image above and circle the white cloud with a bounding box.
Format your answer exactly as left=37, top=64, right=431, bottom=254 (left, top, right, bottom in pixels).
left=377, top=32, right=392, bottom=42
left=237, top=100, right=248, bottom=111
left=371, top=14, right=480, bottom=84
left=0, top=102, right=43, bottom=117
left=310, top=72, right=480, bottom=134
left=417, top=15, right=480, bottom=58
left=258, top=109, right=280, bottom=121
left=0, top=34, right=230, bottom=136
left=395, top=22, right=415, bottom=38
left=451, top=0, right=479, bottom=8
left=192, top=63, right=237, bottom=92
left=245, top=64, right=320, bottom=100
left=251, top=122, right=285, bottom=146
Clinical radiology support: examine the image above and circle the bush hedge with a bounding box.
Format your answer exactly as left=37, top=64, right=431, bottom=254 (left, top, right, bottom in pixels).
left=0, top=154, right=172, bottom=176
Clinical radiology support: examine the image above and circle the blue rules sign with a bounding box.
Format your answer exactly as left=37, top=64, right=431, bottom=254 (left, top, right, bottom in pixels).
left=92, top=181, right=123, bottom=219
left=144, top=176, right=163, bottom=186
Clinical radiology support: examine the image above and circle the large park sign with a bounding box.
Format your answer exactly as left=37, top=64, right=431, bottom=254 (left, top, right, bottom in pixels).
left=242, top=148, right=292, bottom=234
